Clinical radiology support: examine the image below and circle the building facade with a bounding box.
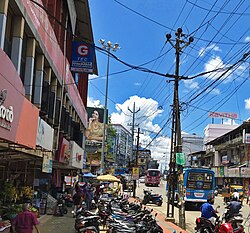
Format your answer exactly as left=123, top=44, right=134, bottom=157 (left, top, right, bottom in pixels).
left=205, top=121, right=250, bottom=194
left=0, top=0, right=95, bottom=193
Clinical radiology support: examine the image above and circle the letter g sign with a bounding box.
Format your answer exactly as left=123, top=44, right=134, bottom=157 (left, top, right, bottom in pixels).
left=77, top=44, right=89, bottom=56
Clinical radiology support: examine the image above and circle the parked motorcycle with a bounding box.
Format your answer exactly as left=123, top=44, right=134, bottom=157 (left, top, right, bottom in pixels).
left=54, top=193, right=68, bottom=216
left=195, top=216, right=245, bottom=233
left=141, top=189, right=163, bottom=206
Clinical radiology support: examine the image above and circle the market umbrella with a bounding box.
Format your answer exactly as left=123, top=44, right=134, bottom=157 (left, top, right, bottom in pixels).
left=83, top=172, right=96, bottom=178
left=97, top=174, right=120, bottom=182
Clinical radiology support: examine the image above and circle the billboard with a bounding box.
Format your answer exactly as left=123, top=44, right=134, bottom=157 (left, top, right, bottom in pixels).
left=71, top=42, right=95, bottom=73
left=85, top=107, right=108, bottom=145
left=209, top=112, right=238, bottom=119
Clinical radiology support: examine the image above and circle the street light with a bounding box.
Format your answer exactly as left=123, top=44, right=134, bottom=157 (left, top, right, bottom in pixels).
left=99, top=39, right=120, bottom=174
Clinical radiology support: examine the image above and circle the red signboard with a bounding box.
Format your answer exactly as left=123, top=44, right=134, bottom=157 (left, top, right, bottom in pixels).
left=0, top=49, right=39, bottom=148
left=22, top=0, right=88, bottom=128
left=209, top=112, right=238, bottom=119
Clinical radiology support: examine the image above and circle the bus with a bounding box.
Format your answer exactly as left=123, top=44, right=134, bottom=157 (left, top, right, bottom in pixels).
left=145, top=169, right=161, bottom=186
left=166, top=167, right=215, bottom=208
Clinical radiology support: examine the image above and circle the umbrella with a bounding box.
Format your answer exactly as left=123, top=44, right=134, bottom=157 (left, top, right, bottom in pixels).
left=97, top=174, right=120, bottom=182
left=83, top=172, right=96, bottom=178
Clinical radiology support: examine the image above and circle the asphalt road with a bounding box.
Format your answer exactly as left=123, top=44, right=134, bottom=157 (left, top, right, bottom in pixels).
left=135, top=179, right=250, bottom=233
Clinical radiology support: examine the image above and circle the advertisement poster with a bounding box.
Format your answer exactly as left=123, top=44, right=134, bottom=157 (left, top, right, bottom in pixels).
left=85, top=107, right=108, bottom=145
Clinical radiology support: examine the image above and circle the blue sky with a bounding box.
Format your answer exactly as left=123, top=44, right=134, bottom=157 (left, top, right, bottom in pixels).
left=87, top=0, right=250, bottom=165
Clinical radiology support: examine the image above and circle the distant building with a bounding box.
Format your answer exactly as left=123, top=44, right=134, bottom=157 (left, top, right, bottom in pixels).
left=182, top=133, right=204, bottom=166
left=112, top=124, right=132, bottom=167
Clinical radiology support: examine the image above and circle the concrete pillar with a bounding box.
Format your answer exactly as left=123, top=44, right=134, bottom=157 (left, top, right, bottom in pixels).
left=24, top=38, right=36, bottom=101
left=0, top=0, right=8, bottom=49
left=33, top=54, right=44, bottom=108
left=49, top=76, right=57, bottom=125
left=11, top=16, right=24, bottom=74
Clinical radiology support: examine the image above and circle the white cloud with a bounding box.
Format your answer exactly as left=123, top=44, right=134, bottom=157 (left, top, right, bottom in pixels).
left=199, top=44, right=221, bottom=57
left=183, top=79, right=199, bottom=90
left=245, top=36, right=250, bottom=42
left=134, top=82, right=141, bottom=86
left=245, top=98, right=250, bottom=110
left=110, top=95, right=170, bottom=163
left=87, top=97, right=103, bottom=107
left=209, top=88, right=221, bottom=95
left=88, top=74, right=99, bottom=80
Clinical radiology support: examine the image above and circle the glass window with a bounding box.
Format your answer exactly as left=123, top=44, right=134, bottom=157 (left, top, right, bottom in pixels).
left=148, top=170, right=160, bottom=177
left=4, top=9, right=14, bottom=57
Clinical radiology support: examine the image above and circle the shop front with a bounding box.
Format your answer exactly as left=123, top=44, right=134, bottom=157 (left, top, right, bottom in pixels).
left=0, top=49, right=40, bottom=230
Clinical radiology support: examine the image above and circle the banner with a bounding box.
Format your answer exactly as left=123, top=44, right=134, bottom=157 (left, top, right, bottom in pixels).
left=42, top=155, right=52, bottom=173
left=71, top=42, right=94, bottom=73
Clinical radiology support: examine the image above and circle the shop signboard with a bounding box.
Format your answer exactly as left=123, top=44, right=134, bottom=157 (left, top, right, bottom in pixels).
left=222, top=155, right=229, bottom=165
left=228, top=168, right=240, bottom=177
left=0, top=49, right=39, bottom=148
left=219, top=166, right=224, bottom=176
left=240, top=167, right=250, bottom=177
left=209, top=112, right=238, bottom=119
left=42, top=154, right=52, bottom=173
left=132, top=167, right=140, bottom=180
left=70, top=141, right=84, bottom=169
left=71, top=41, right=95, bottom=73
left=36, top=117, right=54, bottom=151
left=245, top=133, right=250, bottom=144
left=176, top=152, right=185, bottom=166
left=57, top=136, right=70, bottom=163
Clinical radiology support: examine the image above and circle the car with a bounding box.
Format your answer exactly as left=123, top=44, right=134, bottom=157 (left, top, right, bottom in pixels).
left=139, top=176, right=145, bottom=183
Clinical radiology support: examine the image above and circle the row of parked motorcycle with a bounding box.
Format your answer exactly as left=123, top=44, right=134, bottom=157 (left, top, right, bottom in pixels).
left=74, top=193, right=163, bottom=233
left=195, top=202, right=245, bottom=233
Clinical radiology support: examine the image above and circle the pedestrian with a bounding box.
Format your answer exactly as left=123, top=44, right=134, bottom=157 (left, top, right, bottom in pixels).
left=73, top=181, right=83, bottom=217
left=12, top=203, right=40, bottom=233
left=247, top=185, right=250, bottom=205
left=82, top=183, right=93, bottom=210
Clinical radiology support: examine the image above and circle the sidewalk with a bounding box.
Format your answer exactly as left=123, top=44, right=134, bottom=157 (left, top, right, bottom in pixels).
left=38, top=201, right=188, bottom=233
left=129, top=197, right=188, bottom=233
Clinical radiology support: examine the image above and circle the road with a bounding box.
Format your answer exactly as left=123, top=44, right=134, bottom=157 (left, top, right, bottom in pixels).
left=135, top=179, right=250, bottom=233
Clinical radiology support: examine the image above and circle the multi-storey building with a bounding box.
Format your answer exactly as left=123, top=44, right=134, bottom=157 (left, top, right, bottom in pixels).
left=0, top=0, right=96, bottom=192
left=205, top=121, right=250, bottom=193
left=112, top=124, right=132, bottom=167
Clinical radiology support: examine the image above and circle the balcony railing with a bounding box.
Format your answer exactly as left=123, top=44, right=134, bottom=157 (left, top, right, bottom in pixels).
left=215, top=136, right=243, bottom=150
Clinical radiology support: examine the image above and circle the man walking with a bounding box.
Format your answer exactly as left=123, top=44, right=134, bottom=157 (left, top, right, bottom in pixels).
left=12, top=203, right=40, bottom=233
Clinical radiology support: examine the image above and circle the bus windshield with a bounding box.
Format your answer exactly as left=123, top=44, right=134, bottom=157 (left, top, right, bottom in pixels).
left=147, top=170, right=160, bottom=177
left=187, top=172, right=213, bottom=190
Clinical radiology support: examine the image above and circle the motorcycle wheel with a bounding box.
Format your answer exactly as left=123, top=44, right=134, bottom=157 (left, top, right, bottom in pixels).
left=142, top=200, right=147, bottom=205
left=156, top=201, right=162, bottom=206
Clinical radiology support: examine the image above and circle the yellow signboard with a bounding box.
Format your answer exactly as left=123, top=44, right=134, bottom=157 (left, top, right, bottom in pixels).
left=132, top=167, right=139, bottom=180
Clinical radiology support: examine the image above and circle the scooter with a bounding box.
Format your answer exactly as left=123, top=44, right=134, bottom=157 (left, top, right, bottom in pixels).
left=195, top=216, right=245, bottom=233
left=141, top=189, right=163, bottom=206
left=54, top=194, right=68, bottom=216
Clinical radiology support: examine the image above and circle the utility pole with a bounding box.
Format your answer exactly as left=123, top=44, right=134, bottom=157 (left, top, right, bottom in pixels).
left=128, top=102, right=140, bottom=197
left=165, top=28, right=193, bottom=229
left=99, top=39, right=120, bottom=174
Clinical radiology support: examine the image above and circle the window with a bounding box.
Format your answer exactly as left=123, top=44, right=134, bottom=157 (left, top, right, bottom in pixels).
left=4, top=9, right=14, bottom=58
left=187, top=172, right=213, bottom=190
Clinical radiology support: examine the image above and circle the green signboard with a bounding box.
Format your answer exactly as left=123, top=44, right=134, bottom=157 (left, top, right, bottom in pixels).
left=219, top=166, right=224, bottom=176
left=176, top=152, right=185, bottom=166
